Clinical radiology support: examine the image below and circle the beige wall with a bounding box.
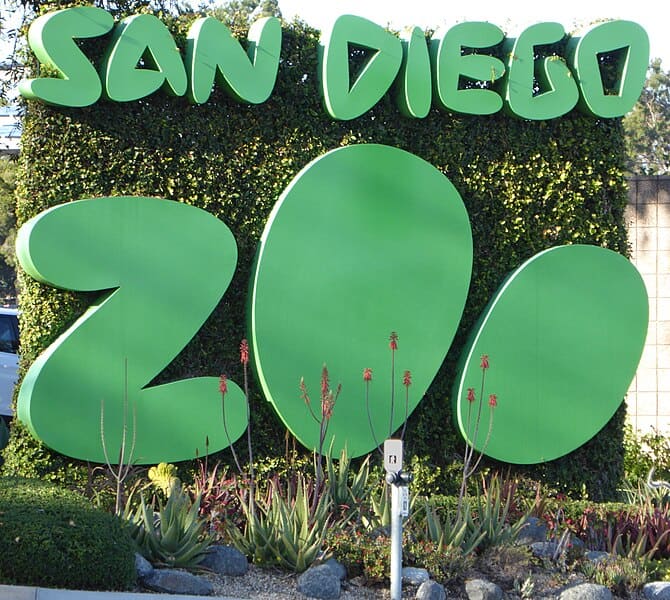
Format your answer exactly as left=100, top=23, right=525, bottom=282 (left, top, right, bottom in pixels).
left=626, top=176, right=670, bottom=433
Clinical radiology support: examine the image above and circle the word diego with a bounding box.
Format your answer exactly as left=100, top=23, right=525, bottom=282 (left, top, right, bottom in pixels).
left=19, top=7, right=649, bottom=120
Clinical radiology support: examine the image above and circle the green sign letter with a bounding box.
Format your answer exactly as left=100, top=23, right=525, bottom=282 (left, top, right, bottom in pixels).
left=19, top=6, right=113, bottom=107
left=453, top=245, right=648, bottom=464
left=431, top=22, right=505, bottom=115
left=186, top=16, right=281, bottom=104
left=396, top=27, right=432, bottom=118
left=504, top=23, right=579, bottom=119
left=16, top=197, right=246, bottom=464
left=319, top=15, right=402, bottom=120
left=102, top=14, right=187, bottom=102
left=569, top=21, right=649, bottom=118
left=251, top=144, right=473, bottom=457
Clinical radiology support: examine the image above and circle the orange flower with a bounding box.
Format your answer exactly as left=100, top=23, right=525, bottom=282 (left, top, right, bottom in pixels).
left=488, top=394, right=497, bottom=408
left=467, top=388, right=475, bottom=403
left=403, top=370, right=412, bottom=387
left=363, top=368, right=373, bottom=382
left=321, top=365, right=329, bottom=399
left=240, top=339, right=249, bottom=365
left=322, top=395, right=335, bottom=419
left=480, top=355, right=489, bottom=370
left=299, top=377, right=309, bottom=404
left=219, top=374, right=228, bottom=395
left=390, top=331, right=398, bottom=351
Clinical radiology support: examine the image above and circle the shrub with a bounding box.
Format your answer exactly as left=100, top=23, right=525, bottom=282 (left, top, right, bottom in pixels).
left=580, top=555, right=648, bottom=596
left=326, top=528, right=472, bottom=585
left=325, top=528, right=390, bottom=584
left=623, top=425, right=670, bottom=482
left=0, top=477, right=136, bottom=590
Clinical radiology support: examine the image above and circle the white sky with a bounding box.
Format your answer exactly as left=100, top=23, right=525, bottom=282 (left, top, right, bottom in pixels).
left=278, top=0, right=670, bottom=67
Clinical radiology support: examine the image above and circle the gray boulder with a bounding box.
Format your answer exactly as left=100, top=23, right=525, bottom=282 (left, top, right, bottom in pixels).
left=516, top=516, right=548, bottom=544
left=530, top=541, right=559, bottom=559
left=585, top=551, right=610, bottom=563
left=322, top=558, right=347, bottom=581
left=417, top=580, right=447, bottom=600
left=200, top=544, right=248, bottom=576
left=135, top=553, right=154, bottom=579
left=644, top=582, right=670, bottom=599
left=402, top=567, right=430, bottom=585
left=465, top=578, right=503, bottom=600
left=141, top=568, right=214, bottom=596
left=297, top=564, right=341, bottom=599
left=559, top=583, right=612, bottom=600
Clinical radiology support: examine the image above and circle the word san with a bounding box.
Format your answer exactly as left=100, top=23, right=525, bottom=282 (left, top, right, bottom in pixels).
left=20, top=7, right=649, bottom=120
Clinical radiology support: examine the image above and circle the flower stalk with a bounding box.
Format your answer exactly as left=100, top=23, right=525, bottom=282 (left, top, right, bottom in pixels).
left=458, top=354, right=498, bottom=518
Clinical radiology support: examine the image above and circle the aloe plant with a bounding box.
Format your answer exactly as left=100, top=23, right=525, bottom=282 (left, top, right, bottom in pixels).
left=127, top=480, right=212, bottom=569
left=470, top=474, right=528, bottom=551
left=325, top=445, right=370, bottom=525
left=422, top=500, right=485, bottom=556
left=226, top=472, right=331, bottom=572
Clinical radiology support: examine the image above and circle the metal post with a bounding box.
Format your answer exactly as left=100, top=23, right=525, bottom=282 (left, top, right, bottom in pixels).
left=390, top=482, right=402, bottom=600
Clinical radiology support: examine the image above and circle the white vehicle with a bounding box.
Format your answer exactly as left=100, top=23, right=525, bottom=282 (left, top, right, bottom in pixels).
left=0, top=307, right=18, bottom=422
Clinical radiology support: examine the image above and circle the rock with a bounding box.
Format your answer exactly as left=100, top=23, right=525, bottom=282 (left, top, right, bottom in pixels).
left=200, top=544, right=249, bottom=576
left=297, top=564, right=341, bottom=599
left=516, top=516, right=548, bottom=544
left=644, top=582, right=670, bottom=599
left=141, top=568, right=214, bottom=596
left=322, top=558, right=347, bottom=581
left=135, top=553, right=154, bottom=579
left=585, top=551, right=610, bottom=563
left=530, top=541, right=559, bottom=558
left=559, top=583, right=612, bottom=600
left=417, top=579, right=447, bottom=600
left=465, top=578, right=503, bottom=600
left=402, top=566, right=430, bottom=585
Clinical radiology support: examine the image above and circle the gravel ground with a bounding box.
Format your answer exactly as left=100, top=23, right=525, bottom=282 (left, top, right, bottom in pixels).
left=198, top=564, right=646, bottom=600
left=203, top=565, right=417, bottom=599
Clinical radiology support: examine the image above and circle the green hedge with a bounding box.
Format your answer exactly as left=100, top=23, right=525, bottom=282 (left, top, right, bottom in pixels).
left=3, top=16, right=631, bottom=500
left=0, top=477, right=136, bottom=589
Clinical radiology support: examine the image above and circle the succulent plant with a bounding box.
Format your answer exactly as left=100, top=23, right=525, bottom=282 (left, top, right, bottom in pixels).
left=127, top=480, right=212, bottom=569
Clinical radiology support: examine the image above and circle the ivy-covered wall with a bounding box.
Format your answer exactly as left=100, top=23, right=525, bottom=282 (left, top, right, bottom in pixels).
left=4, top=19, right=631, bottom=499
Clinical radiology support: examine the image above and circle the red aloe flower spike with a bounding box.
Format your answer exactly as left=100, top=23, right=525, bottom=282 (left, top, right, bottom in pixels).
left=467, top=387, right=475, bottom=403
left=488, top=394, right=497, bottom=408
left=240, top=339, right=249, bottom=365
left=322, top=393, right=334, bottom=419
left=321, top=365, right=329, bottom=400
left=480, top=355, right=489, bottom=370
left=403, top=370, right=411, bottom=387
left=299, top=377, right=309, bottom=404
left=389, top=331, right=399, bottom=351
left=219, top=374, right=228, bottom=395
left=363, top=368, right=373, bottom=382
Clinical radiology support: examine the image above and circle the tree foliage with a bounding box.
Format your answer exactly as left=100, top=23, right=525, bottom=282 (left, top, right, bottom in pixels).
left=0, top=157, right=17, bottom=303
left=624, top=59, right=670, bottom=175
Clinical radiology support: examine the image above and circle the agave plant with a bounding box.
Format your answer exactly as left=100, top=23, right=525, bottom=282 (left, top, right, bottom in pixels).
left=127, top=480, right=212, bottom=569
left=226, top=472, right=331, bottom=572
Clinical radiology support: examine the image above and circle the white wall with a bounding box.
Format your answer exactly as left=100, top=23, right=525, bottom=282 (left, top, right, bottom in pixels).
left=626, top=176, right=670, bottom=433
